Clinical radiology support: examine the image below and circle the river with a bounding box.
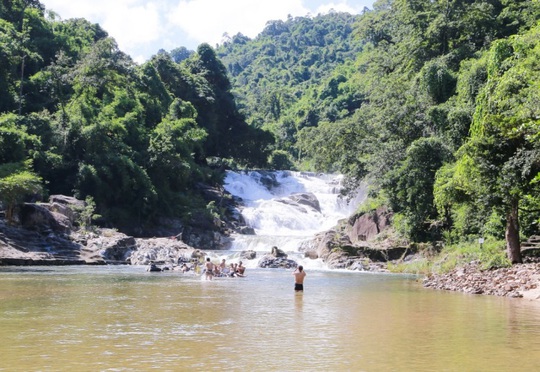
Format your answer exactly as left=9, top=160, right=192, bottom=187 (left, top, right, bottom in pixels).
left=1, top=171, right=540, bottom=371
left=1, top=266, right=540, bottom=371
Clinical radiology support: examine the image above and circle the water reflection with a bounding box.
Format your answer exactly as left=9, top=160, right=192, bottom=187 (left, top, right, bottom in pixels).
left=1, top=266, right=540, bottom=371
left=295, top=292, right=304, bottom=313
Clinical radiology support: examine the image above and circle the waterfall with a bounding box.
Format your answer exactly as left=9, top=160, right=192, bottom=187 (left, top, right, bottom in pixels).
left=221, top=170, right=366, bottom=268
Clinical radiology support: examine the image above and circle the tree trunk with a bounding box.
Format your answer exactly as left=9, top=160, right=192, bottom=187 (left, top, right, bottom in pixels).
left=18, top=54, right=25, bottom=115
left=505, top=198, right=522, bottom=264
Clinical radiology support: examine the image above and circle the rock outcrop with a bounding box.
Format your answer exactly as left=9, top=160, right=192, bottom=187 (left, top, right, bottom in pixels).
left=130, top=238, right=204, bottom=266
left=278, top=192, right=321, bottom=213
left=258, top=255, right=297, bottom=269
left=346, top=207, right=392, bottom=243
left=0, top=196, right=208, bottom=266
left=297, top=207, right=413, bottom=271
left=240, top=250, right=257, bottom=260
left=257, top=245, right=297, bottom=268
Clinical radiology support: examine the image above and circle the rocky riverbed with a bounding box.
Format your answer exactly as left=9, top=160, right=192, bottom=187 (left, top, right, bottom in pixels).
left=423, top=259, right=540, bottom=300
left=2, top=195, right=540, bottom=301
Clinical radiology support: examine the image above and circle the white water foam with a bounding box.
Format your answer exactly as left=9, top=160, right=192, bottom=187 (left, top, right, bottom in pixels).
left=223, top=170, right=365, bottom=269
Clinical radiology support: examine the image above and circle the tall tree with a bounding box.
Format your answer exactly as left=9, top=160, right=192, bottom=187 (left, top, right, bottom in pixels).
left=455, top=26, right=540, bottom=263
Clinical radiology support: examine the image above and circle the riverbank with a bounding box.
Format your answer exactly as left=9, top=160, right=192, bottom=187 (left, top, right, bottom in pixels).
left=3, top=202, right=540, bottom=301
left=423, top=259, right=540, bottom=300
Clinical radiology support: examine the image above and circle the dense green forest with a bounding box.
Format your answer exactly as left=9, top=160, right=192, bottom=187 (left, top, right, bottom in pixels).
left=0, top=0, right=273, bottom=232
left=217, top=0, right=540, bottom=263
left=2, top=0, right=540, bottom=263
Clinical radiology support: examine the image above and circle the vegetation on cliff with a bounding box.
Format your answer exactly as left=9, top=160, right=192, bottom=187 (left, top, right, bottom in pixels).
left=2, top=0, right=540, bottom=266
left=0, top=0, right=272, bottom=231
left=217, top=0, right=540, bottom=264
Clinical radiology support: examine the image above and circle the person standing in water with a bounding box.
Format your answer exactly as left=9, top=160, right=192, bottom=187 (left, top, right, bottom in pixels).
left=204, top=257, right=214, bottom=280
left=293, top=265, right=306, bottom=292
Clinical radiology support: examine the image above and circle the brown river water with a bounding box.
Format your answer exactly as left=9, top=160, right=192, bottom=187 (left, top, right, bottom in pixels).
left=1, top=265, right=540, bottom=371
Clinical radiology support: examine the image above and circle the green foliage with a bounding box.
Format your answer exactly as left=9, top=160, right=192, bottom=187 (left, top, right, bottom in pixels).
left=387, top=258, right=431, bottom=275
left=418, top=57, right=456, bottom=104
left=390, top=238, right=510, bottom=275
left=268, top=150, right=294, bottom=170
left=386, top=137, right=453, bottom=241
left=217, top=0, right=540, bottom=255
left=217, top=12, right=362, bottom=161
left=0, top=2, right=274, bottom=230
left=74, top=195, right=101, bottom=230
left=437, top=239, right=510, bottom=271
left=2, top=0, right=540, bottom=253
left=356, top=192, right=388, bottom=214
left=0, top=161, right=42, bottom=223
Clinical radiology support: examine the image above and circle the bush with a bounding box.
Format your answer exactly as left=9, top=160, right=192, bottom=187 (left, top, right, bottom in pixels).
left=268, top=150, right=294, bottom=170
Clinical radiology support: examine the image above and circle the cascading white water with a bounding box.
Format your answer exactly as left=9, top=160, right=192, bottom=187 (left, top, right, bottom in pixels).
left=221, top=170, right=365, bottom=268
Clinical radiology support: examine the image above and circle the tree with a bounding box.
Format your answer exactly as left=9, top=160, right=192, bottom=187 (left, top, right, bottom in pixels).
left=0, top=162, right=42, bottom=224
left=462, top=26, right=540, bottom=263
left=170, top=46, right=193, bottom=63
left=385, top=137, right=453, bottom=241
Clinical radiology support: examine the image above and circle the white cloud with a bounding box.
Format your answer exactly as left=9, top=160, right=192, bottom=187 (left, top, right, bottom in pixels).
left=100, top=3, right=162, bottom=48
left=314, top=2, right=359, bottom=15
left=40, top=0, right=373, bottom=62
left=42, top=0, right=163, bottom=54
left=168, top=0, right=308, bottom=47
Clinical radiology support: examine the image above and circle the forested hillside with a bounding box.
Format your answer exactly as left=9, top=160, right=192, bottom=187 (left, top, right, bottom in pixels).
left=217, top=11, right=362, bottom=168
left=218, top=0, right=540, bottom=263
left=0, top=0, right=272, bottom=231
left=2, top=0, right=540, bottom=263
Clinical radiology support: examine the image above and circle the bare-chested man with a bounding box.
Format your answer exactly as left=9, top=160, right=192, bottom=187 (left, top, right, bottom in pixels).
left=293, top=265, right=306, bottom=292
left=205, top=257, right=214, bottom=280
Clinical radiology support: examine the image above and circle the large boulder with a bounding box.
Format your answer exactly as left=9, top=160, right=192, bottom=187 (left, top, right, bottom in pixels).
left=347, top=207, right=392, bottom=243
left=307, top=229, right=351, bottom=260
left=257, top=245, right=297, bottom=268
left=276, top=192, right=321, bottom=214
left=240, top=250, right=257, bottom=260
left=258, top=255, right=297, bottom=269
left=48, top=195, right=85, bottom=225
left=288, top=192, right=321, bottom=212
left=271, top=246, right=288, bottom=258
left=181, top=226, right=228, bottom=250
left=356, top=246, right=411, bottom=262
left=85, top=230, right=137, bottom=264
left=18, top=195, right=89, bottom=233
left=20, top=203, right=72, bottom=232
left=0, top=218, right=102, bottom=265
left=130, top=237, right=201, bottom=265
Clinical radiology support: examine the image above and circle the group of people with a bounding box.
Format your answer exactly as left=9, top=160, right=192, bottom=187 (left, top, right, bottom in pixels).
left=204, top=257, right=306, bottom=291
left=204, top=257, right=246, bottom=280
left=160, top=257, right=307, bottom=291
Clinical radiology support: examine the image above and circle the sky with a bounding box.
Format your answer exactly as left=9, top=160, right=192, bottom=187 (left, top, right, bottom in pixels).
left=40, top=0, right=374, bottom=64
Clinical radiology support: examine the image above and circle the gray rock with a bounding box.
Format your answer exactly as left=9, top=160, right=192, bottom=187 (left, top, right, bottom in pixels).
left=271, top=246, right=287, bottom=258
left=289, top=192, right=321, bottom=212
left=237, top=226, right=255, bottom=235
left=130, top=237, right=199, bottom=266
left=240, top=250, right=257, bottom=260
left=86, top=231, right=137, bottom=263
left=346, top=207, right=392, bottom=243
left=20, top=203, right=72, bottom=232
left=258, top=255, right=297, bottom=269
left=48, top=195, right=85, bottom=224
